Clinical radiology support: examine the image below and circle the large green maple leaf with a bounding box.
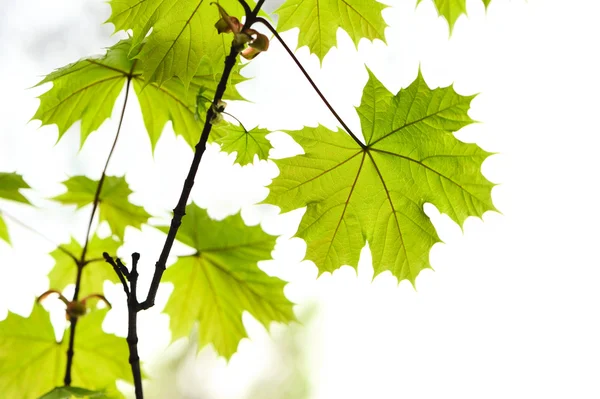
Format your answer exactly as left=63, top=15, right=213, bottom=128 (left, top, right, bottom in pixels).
left=52, top=176, right=150, bottom=240
left=0, top=305, right=131, bottom=398
left=107, top=0, right=258, bottom=86
left=265, top=70, right=496, bottom=284
left=275, top=0, right=388, bottom=63
left=0, top=172, right=31, bottom=244
left=418, top=0, right=492, bottom=33
left=49, top=235, right=121, bottom=298
left=32, top=38, right=246, bottom=150
left=159, top=204, right=295, bottom=359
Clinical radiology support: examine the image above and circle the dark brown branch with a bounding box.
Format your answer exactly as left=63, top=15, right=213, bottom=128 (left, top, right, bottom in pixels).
left=64, top=76, right=133, bottom=386
left=103, top=252, right=143, bottom=399
left=255, top=17, right=366, bottom=149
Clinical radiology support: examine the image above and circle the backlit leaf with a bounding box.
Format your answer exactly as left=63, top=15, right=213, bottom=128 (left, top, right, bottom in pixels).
left=0, top=305, right=131, bottom=398
left=107, top=0, right=257, bottom=87
left=159, top=204, right=295, bottom=358
left=275, top=0, right=388, bottom=63
left=49, top=235, right=121, bottom=297
left=265, top=69, right=496, bottom=284
left=417, top=0, right=492, bottom=33
left=52, top=176, right=150, bottom=240
left=32, top=39, right=246, bottom=150
left=214, top=125, right=272, bottom=165
left=0, top=172, right=31, bottom=244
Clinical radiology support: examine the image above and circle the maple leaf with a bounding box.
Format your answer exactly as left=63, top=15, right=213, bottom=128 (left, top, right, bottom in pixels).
left=106, top=0, right=260, bottom=86
left=418, top=0, right=492, bottom=33
left=32, top=39, right=246, bottom=150
left=265, top=69, right=496, bottom=284
left=49, top=235, right=121, bottom=298
left=0, top=305, right=131, bottom=398
left=213, top=125, right=272, bottom=165
left=39, top=386, right=111, bottom=399
left=274, top=0, right=388, bottom=63
left=52, top=176, right=150, bottom=240
left=158, top=204, right=295, bottom=359
left=0, top=172, right=31, bottom=244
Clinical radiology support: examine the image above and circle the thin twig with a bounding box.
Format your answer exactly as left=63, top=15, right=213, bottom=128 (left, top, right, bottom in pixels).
left=64, top=76, right=133, bottom=387
left=255, top=17, right=365, bottom=149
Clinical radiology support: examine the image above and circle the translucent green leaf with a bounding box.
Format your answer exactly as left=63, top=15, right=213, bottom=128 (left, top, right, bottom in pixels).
left=275, top=0, right=388, bottom=63
left=158, top=204, right=295, bottom=359
left=52, top=176, right=150, bottom=240
left=0, top=214, right=9, bottom=245
left=265, top=69, right=496, bottom=284
left=417, top=0, right=492, bottom=33
left=32, top=39, right=246, bottom=150
left=0, top=305, right=131, bottom=398
left=49, top=235, right=121, bottom=297
left=214, top=125, right=272, bottom=165
left=0, top=172, right=31, bottom=204
left=39, top=386, right=111, bottom=399
left=107, top=0, right=255, bottom=87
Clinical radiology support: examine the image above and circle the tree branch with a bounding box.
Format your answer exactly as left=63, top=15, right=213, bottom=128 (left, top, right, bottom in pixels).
left=255, top=17, right=365, bottom=149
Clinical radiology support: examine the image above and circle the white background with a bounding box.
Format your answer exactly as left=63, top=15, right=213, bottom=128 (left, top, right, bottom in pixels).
left=1, top=0, right=599, bottom=398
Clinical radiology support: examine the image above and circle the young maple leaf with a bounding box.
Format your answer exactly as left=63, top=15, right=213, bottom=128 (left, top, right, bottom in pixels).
left=0, top=305, right=132, bottom=398
left=417, top=0, right=493, bottom=34
left=264, top=69, right=496, bottom=285
left=106, top=0, right=264, bottom=86
left=275, top=0, right=389, bottom=63
left=52, top=175, right=150, bottom=240
left=157, top=204, right=295, bottom=359
left=32, top=38, right=246, bottom=150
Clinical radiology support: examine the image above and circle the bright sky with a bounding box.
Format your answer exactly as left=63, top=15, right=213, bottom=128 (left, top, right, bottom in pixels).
left=1, top=0, right=599, bottom=398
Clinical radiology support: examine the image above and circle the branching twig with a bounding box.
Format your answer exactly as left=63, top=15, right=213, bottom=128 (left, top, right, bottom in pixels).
left=255, top=17, right=366, bottom=149
left=103, top=252, right=143, bottom=398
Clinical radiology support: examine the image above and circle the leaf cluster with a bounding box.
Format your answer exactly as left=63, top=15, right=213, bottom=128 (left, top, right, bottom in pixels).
left=0, top=0, right=496, bottom=397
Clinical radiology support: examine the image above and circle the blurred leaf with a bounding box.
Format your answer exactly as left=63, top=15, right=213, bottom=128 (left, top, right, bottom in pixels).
left=0, top=305, right=131, bottom=398
left=0, top=214, right=9, bottom=244
left=417, top=0, right=492, bottom=33
left=0, top=172, right=31, bottom=204
left=159, top=204, right=295, bottom=358
left=275, top=0, right=388, bottom=63
left=38, top=386, right=111, bottom=399
left=49, top=235, right=121, bottom=297
left=215, top=125, right=272, bottom=165
left=32, top=38, right=246, bottom=150
left=265, top=69, right=496, bottom=284
left=52, top=176, right=150, bottom=240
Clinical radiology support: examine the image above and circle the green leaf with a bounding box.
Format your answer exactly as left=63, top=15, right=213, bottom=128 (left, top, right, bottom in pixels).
left=32, top=38, right=246, bottom=150
left=0, top=172, right=31, bottom=204
left=49, top=235, right=121, bottom=297
left=159, top=204, right=295, bottom=359
left=39, top=386, right=111, bottom=399
left=52, top=176, right=150, bottom=240
left=264, top=69, right=495, bottom=284
left=418, top=0, right=492, bottom=33
left=107, top=0, right=255, bottom=87
left=214, top=125, right=272, bottom=165
left=0, top=305, right=131, bottom=398
left=275, top=0, right=388, bottom=63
